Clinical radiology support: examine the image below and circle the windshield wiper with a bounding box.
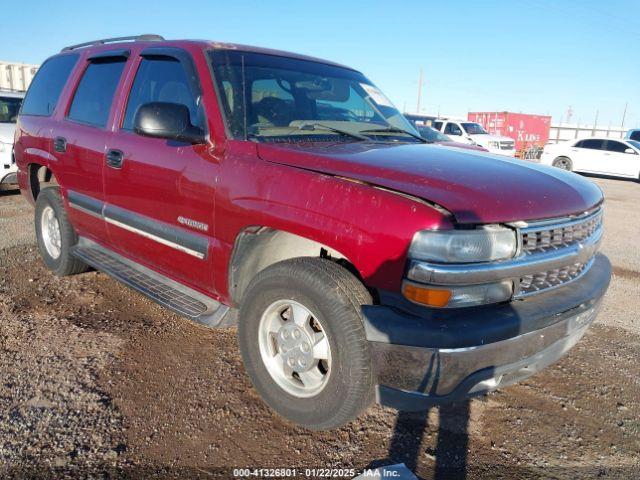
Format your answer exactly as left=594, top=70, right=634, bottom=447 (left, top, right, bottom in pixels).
left=296, top=122, right=369, bottom=141
left=358, top=126, right=426, bottom=143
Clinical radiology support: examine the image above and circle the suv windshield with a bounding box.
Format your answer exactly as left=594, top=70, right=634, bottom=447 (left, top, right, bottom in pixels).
left=209, top=51, right=419, bottom=143
left=0, top=96, right=22, bottom=123
left=461, top=122, right=488, bottom=135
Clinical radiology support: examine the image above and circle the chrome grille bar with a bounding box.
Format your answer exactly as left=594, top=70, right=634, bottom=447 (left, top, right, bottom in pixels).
left=520, top=207, right=603, bottom=254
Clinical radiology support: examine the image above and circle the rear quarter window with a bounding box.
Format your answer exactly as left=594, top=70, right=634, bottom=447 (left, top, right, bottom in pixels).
left=20, top=54, right=79, bottom=116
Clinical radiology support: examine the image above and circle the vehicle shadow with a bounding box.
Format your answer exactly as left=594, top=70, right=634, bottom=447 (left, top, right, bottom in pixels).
left=367, top=396, right=472, bottom=479
left=0, top=186, right=21, bottom=197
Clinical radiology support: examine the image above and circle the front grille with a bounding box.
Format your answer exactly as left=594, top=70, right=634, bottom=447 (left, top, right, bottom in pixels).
left=500, top=141, right=515, bottom=150
left=514, top=208, right=603, bottom=297
left=518, top=261, right=590, bottom=295
left=521, top=208, right=603, bottom=254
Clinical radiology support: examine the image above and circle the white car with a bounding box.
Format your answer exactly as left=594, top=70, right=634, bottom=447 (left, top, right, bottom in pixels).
left=540, top=137, right=640, bottom=180
left=0, top=90, right=24, bottom=186
left=432, top=119, right=516, bottom=156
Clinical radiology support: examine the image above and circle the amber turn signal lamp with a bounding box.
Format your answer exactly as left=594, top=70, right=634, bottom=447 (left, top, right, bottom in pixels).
left=402, top=283, right=452, bottom=307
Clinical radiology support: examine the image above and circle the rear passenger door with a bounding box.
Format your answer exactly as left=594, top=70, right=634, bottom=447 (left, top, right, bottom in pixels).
left=56, top=52, right=129, bottom=242
left=103, top=48, right=217, bottom=293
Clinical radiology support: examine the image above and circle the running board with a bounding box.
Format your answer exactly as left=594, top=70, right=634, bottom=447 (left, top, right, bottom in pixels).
left=72, top=237, right=235, bottom=328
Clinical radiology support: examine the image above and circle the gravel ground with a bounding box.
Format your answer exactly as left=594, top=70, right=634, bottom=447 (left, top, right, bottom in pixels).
left=0, top=177, right=638, bottom=479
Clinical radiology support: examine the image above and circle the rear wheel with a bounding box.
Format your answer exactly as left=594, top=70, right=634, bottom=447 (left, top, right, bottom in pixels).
left=35, top=187, right=89, bottom=276
left=238, top=257, right=374, bottom=430
left=552, top=156, right=572, bottom=171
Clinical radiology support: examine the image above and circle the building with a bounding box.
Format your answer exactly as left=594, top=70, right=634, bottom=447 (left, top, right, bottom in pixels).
left=0, top=61, right=39, bottom=92
left=548, top=123, right=628, bottom=144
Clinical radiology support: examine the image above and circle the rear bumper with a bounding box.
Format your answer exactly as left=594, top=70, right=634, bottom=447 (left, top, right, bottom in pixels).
left=363, top=253, right=611, bottom=410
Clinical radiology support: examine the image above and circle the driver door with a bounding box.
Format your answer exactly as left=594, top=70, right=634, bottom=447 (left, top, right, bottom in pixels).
left=103, top=48, right=218, bottom=293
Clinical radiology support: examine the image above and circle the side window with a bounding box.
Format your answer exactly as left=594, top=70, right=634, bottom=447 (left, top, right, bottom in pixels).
left=67, top=58, right=126, bottom=128
left=444, top=123, right=462, bottom=135
left=630, top=131, right=640, bottom=141
left=581, top=139, right=605, bottom=150
left=605, top=141, right=629, bottom=153
left=433, top=121, right=443, bottom=131
left=123, top=57, right=201, bottom=131
left=20, top=54, right=79, bottom=116
left=574, top=140, right=584, bottom=148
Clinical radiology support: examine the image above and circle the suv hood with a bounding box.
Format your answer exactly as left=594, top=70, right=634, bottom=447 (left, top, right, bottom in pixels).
left=257, top=142, right=603, bottom=224
left=0, top=123, right=16, bottom=144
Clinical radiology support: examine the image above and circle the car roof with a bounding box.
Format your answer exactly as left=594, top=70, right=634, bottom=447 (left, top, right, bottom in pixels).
left=58, top=38, right=359, bottom=73
left=577, top=137, right=627, bottom=141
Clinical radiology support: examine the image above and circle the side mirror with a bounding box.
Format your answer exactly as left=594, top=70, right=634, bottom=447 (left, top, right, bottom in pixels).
left=624, top=148, right=636, bottom=154
left=134, top=102, right=205, bottom=144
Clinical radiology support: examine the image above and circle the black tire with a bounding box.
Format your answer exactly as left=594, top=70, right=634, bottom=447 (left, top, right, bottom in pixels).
left=34, top=187, right=89, bottom=276
left=238, top=257, right=374, bottom=430
left=552, top=156, right=573, bottom=171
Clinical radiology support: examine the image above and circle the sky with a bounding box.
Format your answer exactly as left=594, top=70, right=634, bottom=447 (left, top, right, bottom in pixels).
left=2, top=0, right=639, bottom=128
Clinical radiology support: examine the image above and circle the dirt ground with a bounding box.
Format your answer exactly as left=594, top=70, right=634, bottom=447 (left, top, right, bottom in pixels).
left=0, top=177, right=638, bottom=479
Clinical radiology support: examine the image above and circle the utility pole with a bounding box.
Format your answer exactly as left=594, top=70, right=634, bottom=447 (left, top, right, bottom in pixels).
left=566, top=105, right=573, bottom=124
left=592, top=110, right=598, bottom=136
left=416, top=68, right=423, bottom=113
left=621, top=102, right=628, bottom=129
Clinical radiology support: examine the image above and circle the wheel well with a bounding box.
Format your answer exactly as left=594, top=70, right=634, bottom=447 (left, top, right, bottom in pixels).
left=228, top=227, right=362, bottom=305
left=29, top=163, right=57, bottom=201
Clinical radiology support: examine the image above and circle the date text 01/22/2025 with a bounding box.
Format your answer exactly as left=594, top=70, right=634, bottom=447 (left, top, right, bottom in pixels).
left=232, top=467, right=406, bottom=477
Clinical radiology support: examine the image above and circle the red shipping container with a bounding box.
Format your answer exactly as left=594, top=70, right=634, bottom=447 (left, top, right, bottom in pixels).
left=468, top=112, right=552, bottom=152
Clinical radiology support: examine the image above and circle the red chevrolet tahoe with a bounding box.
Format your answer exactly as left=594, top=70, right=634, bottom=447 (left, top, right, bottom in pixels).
left=15, top=35, right=611, bottom=430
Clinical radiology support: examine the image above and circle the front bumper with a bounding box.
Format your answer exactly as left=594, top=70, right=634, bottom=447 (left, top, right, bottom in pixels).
left=363, top=253, right=611, bottom=410
left=1, top=171, right=17, bottom=184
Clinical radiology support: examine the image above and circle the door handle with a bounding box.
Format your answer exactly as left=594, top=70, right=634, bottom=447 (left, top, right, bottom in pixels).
left=53, top=136, right=67, bottom=153
left=106, top=149, right=124, bottom=169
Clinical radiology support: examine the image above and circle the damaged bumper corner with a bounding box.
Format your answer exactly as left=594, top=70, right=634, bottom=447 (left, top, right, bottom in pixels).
left=362, top=253, right=611, bottom=410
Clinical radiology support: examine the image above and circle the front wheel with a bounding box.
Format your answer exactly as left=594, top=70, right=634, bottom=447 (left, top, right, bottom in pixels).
left=238, top=257, right=374, bottom=430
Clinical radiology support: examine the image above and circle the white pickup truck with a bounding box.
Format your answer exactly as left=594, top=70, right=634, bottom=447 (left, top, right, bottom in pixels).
left=433, top=119, right=516, bottom=156
left=0, top=90, right=24, bottom=187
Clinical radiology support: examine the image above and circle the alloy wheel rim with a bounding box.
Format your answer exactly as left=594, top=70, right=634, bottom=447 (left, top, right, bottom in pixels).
left=41, top=205, right=62, bottom=259
left=258, top=299, right=332, bottom=398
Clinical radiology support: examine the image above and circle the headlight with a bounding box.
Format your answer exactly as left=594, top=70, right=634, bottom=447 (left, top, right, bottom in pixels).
left=488, top=141, right=500, bottom=148
left=408, top=226, right=517, bottom=264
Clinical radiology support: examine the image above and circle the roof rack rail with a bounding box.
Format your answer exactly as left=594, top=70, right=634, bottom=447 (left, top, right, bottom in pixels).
left=61, top=34, right=165, bottom=52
